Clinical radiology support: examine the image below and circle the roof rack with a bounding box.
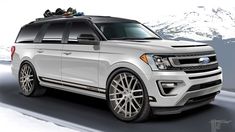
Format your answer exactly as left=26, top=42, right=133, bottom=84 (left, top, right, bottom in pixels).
left=35, top=15, right=74, bottom=21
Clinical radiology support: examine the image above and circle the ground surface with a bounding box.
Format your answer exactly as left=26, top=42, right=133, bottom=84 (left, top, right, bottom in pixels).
left=0, top=105, right=79, bottom=132
left=0, top=61, right=234, bottom=132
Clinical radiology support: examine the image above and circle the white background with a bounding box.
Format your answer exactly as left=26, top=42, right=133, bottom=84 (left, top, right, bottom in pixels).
left=0, top=0, right=235, bottom=47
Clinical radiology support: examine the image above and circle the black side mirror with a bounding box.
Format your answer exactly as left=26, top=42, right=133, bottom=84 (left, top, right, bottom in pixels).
left=77, top=34, right=99, bottom=45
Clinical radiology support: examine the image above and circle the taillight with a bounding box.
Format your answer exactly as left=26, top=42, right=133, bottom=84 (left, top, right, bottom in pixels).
left=11, top=46, right=15, bottom=61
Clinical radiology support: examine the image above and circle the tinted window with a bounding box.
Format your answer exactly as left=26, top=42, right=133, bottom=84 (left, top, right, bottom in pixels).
left=68, top=22, right=97, bottom=44
left=16, top=23, right=42, bottom=43
left=42, top=22, right=66, bottom=43
left=96, top=22, right=160, bottom=40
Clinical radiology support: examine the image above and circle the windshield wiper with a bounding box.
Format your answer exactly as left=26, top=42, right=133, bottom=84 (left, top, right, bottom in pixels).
left=110, top=37, right=142, bottom=40
left=142, top=37, right=161, bottom=40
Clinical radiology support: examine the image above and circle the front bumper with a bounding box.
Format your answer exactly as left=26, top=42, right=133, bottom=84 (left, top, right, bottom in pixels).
left=143, top=66, right=222, bottom=108
left=151, top=91, right=219, bottom=115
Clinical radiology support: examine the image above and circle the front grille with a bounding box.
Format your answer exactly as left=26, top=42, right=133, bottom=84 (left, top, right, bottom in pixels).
left=185, top=68, right=218, bottom=74
left=167, top=51, right=219, bottom=72
left=170, top=54, right=217, bottom=67
left=185, top=92, right=218, bottom=105
left=187, top=79, right=222, bottom=92
left=188, top=72, right=221, bottom=80
left=178, top=56, right=217, bottom=65
left=167, top=63, right=219, bottom=72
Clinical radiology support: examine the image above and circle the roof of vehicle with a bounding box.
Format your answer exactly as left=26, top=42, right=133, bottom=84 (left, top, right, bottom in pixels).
left=32, top=15, right=138, bottom=24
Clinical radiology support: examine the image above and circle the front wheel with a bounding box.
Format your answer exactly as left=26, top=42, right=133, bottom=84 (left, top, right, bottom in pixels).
left=107, top=68, right=150, bottom=122
left=19, top=62, right=47, bottom=96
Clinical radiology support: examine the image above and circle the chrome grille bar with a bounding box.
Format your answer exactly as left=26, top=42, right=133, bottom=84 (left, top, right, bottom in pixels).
left=169, top=54, right=218, bottom=67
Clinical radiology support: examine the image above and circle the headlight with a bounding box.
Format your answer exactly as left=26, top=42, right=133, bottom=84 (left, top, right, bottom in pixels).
left=152, top=55, right=171, bottom=70
left=140, top=54, right=171, bottom=70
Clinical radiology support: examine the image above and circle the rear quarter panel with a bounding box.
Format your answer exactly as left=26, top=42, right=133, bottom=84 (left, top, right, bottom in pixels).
left=11, top=43, right=35, bottom=78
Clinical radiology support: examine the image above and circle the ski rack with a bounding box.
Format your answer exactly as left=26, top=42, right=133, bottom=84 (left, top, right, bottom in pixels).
left=36, top=8, right=85, bottom=21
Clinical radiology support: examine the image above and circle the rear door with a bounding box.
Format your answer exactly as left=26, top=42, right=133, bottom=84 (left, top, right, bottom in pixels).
left=62, top=21, right=100, bottom=88
left=34, top=21, right=67, bottom=82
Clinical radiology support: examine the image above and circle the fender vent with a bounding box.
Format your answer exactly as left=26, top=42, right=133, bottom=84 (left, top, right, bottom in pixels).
left=172, top=45, right=208, bottom=48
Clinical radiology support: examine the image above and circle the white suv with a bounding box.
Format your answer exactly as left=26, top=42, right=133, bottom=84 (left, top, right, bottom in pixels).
left=11, top=15, right=222, bottom=122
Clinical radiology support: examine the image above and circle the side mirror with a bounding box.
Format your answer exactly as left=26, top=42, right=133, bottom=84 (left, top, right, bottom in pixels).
left=77, top=34, right=100, bottom=45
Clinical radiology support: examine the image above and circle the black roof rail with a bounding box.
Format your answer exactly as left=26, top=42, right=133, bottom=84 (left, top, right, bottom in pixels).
left=35, top=15, right=74, bottom=21
left=33, top=8, right=119, bottom=23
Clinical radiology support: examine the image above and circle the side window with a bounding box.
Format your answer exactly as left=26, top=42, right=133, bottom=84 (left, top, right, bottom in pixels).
left=68, top=22, right=97, bottom=44
left=16, top=23, right=42, bottom=43
left=42, top=22, right=66, bottom=43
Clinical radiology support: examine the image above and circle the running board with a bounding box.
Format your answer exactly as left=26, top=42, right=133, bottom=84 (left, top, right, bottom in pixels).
left=38, top=76, right=106, bottom=100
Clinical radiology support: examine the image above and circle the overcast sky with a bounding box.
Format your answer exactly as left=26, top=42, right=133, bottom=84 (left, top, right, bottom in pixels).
left=0, top=0, right=235, bottom=46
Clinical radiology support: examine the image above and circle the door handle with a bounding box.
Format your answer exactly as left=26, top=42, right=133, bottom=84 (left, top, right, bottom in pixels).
left=37, top=49, right=44, bottom=53
left=64, top=52, right=72, bottom=55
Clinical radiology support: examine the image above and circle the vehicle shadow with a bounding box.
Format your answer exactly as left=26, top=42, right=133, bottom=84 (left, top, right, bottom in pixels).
left=46, top=88, right=214, bottom=119
left=45, top=88, right=109, bottom=111
left=44, top=89, right=234, bottom=132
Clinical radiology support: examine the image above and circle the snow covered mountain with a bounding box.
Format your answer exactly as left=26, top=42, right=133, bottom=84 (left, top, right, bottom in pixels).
left=146, top=6, right=235, bottom=41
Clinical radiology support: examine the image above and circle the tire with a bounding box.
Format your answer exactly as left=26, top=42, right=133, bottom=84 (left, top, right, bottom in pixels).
left=18, top=61, right=47, bottom=97
left=106, top=68, right=150, bottom=122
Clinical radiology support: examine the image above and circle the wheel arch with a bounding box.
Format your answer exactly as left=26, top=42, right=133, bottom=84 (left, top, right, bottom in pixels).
left=19, top=57, right=35, bottom=72
left=104, top=61, right=152, bottom=94
left=18, top=59, right=39, bottom=82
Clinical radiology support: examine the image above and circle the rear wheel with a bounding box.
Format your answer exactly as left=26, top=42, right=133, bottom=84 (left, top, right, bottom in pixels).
left=19, top=62, right=47, bottom=96
left=107, top=68, right=150, bottom=122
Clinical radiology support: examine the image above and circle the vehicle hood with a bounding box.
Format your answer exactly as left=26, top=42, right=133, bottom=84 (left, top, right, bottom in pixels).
left=104, top=39, right=214, bottom=54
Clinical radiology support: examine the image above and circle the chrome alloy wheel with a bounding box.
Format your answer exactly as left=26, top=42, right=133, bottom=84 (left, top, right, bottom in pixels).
left=109, top=72, right=144, bottom=119
left=19, top=64, right=34, bottom=94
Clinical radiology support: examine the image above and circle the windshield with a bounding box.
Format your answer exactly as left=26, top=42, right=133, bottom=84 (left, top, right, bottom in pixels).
left=96, top=22, right=160, bottom=40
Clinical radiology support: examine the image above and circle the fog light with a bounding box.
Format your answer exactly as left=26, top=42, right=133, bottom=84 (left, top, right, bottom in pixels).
left=158, top=81, right=184, bottom=96
left=161, top=82, right=177, bottom=88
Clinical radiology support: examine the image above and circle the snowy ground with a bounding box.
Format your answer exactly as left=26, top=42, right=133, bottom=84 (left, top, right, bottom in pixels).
left=0, top=105, right=79, bottom=132
left=0, top=63, right=101, bottom=132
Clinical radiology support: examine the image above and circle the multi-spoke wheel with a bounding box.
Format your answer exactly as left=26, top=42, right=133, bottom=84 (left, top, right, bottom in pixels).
left=19, top=63, right=34, bottom=95
left=107, top=68, right=150, bottom=122
left=19, top=62, right=47, bottom=96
